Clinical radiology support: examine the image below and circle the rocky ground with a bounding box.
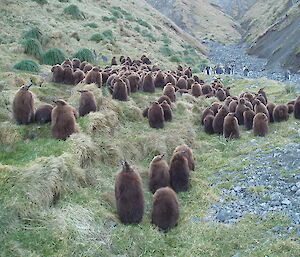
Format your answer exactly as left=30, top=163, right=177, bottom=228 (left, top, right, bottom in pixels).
left=206, top=42, right=300, bottom=92
left=209, top=137, right=300, bottom=230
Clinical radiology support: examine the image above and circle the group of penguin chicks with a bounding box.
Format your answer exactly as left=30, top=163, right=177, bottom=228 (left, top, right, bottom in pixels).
left=115, top=144, right=194, bottom=231
left=200, top=85, right=300, bottom=139
left=12, top=83, right=97, bottom=140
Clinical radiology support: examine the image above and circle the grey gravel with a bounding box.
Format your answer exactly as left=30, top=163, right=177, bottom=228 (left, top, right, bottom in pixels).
left=210, top=143, right=300, bottom=226
left=206, top=42, right=300, bottom=92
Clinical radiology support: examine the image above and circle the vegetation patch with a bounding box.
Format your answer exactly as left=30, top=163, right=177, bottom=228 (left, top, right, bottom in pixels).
left=41, top=48, right=66, bottom=65
left=84, top=22, right=98, bottom=28
left=89, top=33, right=103, bottom=43
left=32, top=0, right=48, bottom=5
left=63, top=5, right=85, bottom=20
left=21, top=39, right=43, bottom=59
left=135, top=18, right=152, bottom=29
left=23, top=27, right=43, bottom=43
left=72, top=48, right=94, bottom=63
left=13, top=59, right=40, bottom=72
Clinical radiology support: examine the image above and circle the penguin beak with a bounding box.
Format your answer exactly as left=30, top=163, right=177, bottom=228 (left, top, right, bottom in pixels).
left=161, top=154, right=165, bottom=159
left=77, top=90, right=82, bottom=93
left=53, top=100, right=58, bottom=104
left=27, top=83, right=33, bottom=89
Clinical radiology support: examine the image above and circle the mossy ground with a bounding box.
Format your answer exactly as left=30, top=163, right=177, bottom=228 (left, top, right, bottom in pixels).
left=0, top=70, right=299, bottom=256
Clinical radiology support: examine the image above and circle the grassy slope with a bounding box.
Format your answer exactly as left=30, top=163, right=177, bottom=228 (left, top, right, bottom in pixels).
left=241, top=0, right=291, bottom=43
left=0, top=1, right=300, bottom=257
left=174, top=0, right=241, bottom=44
left=0, top=0, right=207, bottom=71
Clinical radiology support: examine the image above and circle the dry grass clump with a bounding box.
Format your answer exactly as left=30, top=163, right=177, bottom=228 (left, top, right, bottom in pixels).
left=86, top=111, right=119, bottom=136
left=0, top=122, right=21, bottom=144
left=68, top=133, right=99, bottom=169
left=9, top=154, right=88, bottom=219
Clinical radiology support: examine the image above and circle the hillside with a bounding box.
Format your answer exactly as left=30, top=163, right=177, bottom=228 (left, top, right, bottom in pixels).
left=1, top=0, right=300, bottom=256
left=0, top=0, right=207, bottom=72
left=144, top=0, right=241, bottom=44
left=241, top=0, right=300, bottom=72
left=208, top=0, right=258, bottom=19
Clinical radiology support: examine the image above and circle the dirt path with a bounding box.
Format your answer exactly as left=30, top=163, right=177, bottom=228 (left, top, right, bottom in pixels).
left=206, top=42, right=300, bottom=92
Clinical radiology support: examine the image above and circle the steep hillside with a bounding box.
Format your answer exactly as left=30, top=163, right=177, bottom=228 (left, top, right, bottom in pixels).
left=242, top=0, right=300, bottom=72
left=208, top=0, right=258, bottom=19
left=0, top=0, right=207, bottom=72
left=144, top=0, right=241, bottom=44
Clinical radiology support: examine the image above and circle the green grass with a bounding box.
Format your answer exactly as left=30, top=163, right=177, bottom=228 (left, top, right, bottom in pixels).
left=0, top=66, right=300, bottom=256
left=0, top=137, right=67, bottom=166
left=21, top=38, right=43, bottom=59
left=63, top=4, right=85, bottom=20
left=84, top=22, right=98, bottom=28
left=23, top=27, right=43, bottom=43
left=13, top=59, right=40, bottom=72
left=32, top=0, right=48, bottom=4
left=41, top=48, right=66, bottom=65
left=72, top=48, right=94, bottom=63
left=89, top=33, right=103, bottom=43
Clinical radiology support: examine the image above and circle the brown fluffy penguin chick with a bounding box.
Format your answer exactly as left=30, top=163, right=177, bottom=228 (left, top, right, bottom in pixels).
left=142, top=106, right=149, bottom=118
left=149, top=155, right=170, bottom=194
left=273, top=104, right=289, bottom=122
left=151, top=187, right=179, bottom=231
left=256, top=94, right=267, bottom=105
left=254, top=99, right=269, bottom=120
left=148, top=101, right=164, bottom=129
left=216, top=88, right=226, bottom=101
left=212, top=106, right=229, bottom=134
left=202, top=84, right=213, bottom=95
left=112, top=79, right=128, bottom=101
left=258, top=88, right=268, bottom=104
left=223, top=113, right=240, bottom=139
left=63, top=65, right=74, bottom=85
left=72, top=58, right=81, bottom=71
left=169, top=151, right=189, bottom=193
left=85, top=67, right=102, bottom=87
left=127, top=74, right=140, bottom=93
left=73, top=69, right=85, bottom=85
left=201, top=107, right=214, bottom=125
left=51, top=100, right=77, bottom=140
left=176, top=77, right=188, bottom=89
left=163, top=84, right=176, bottom=102
left=160, top=100, right=172, bottom=122
left=157, top=95, right=172, bottom=106
left=243, top=107, right=255, bottom=130
left=35, top=104, right=53, bottom=124
left=204, top=115, right=215, bottom=134
left=51, top=65, right=64, bottom=83
left=13, top=84, right=34, bottom=125
left=210, top=103, right=222, bottom=115
left=111, top=57, right=117, bottom=66
left=173, top=144, right=195, bottom=171
left=229, top=100, right=238, bottom=113
left=83, top=63, right=93, bottom=73
left=235, top=98, right=247, bottom=125
left=165, top=74, right=176, bottom=85
left=143, top=72, right=155, bottom=93
left=154, top=71, right=165, bottom=88
left=191, top=83, right=202, bottom=97
left=253, top=113, right=268, bottom=137
left=287, top=103, right=294, bottom=114
left=78, top=90, right=97, bottom=117
left=266, top=103, right=276, bottom=123
left=115, top=161, right=144, bottom=224
left=294, top=96, right=300, bottom=119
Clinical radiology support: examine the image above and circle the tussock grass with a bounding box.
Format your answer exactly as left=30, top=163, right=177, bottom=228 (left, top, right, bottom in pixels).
left=63, top=5, right=85, bottom=20
left=72, top=48, right=94, bottom=63
left=13, top=59, right=40, bottom=72
left=41, top=48, right=66, bottom=66
left=21, top=38, right=43, bottom=59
